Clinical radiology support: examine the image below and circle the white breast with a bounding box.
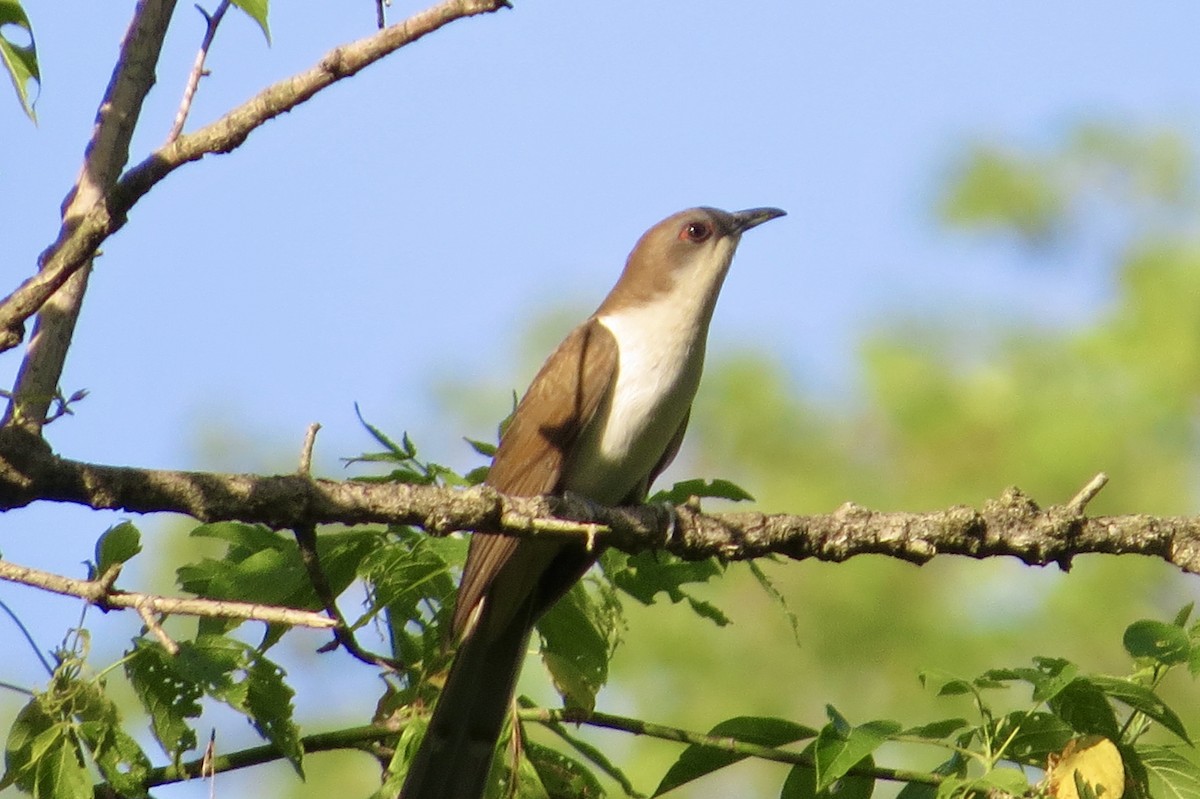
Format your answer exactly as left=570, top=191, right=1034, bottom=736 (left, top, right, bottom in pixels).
left=560, top=304, right=707, bottom=505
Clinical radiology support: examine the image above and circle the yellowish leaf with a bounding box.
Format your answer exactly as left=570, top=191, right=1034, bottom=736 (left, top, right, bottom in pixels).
left=1046, top=735, right=1125, bottom=799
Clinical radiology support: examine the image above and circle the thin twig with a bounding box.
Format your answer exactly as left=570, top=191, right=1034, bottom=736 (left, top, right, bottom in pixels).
left=522, top=707, right=941, bottom=787
left=167, top=0, right=232, bottom=142
left=1066, top=472, right=1109, bottom=515
left=0, top=597, right=54, bottom=675
left=0, top=559, right=337, bottom=628
left=138, top=723, right=396, bottom=787
left=292, top=522, right=400, bottom=669
left=136, top=604, right=180, bottom=655
left=376, top=0, right=386, bottom=28
left=298, top=422, right=321, bottom=475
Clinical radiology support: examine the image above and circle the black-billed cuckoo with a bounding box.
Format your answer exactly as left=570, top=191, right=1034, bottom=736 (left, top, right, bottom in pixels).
left=401, top=206, right=785, bottom=799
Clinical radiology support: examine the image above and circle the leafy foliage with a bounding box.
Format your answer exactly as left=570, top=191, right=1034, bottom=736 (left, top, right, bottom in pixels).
left=92, top=521, right=141, bottom=577
left=0, top=0, right=37, bottom=121
left=3, top=641, right=151, bottom=798
left=655, top=716, right=817, bottom=796
left=637, top=610, right=1200, bottom=798
left=232, top=0, right=271, bottom=43
left=125, top=636, right=302, bottom=772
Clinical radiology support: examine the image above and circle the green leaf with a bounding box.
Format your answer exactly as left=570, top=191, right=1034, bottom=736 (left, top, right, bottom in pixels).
left=974, top=768, right=1030, bottom=795
left=536, top=582, right=619, bottom=712
left=895, top=782, right=937, bottom=799
left=604, top=549, right=726, bottom=622
left=1173, top=603, right=1194, bottom=628
left=231, top=0, right=270, bottom=43
left=179, top=523, right=380, bottom=640
left=3, top=695, right=91, bottom=799
left=782, top=755, right=875, bottom=799
left=524, top=742, right=604, bottom=799
left=183, top=636, right=303, bottom=770
left=984, top=657, right=1079, bottom=702
left=510, top=747, right=551, bottom=799
left=685, top=595, right=731, bottom=626
left=1048, top=678, right=1121, bottom=739
left=3, top=696, right=56, bottom=792
left=34, top=728, right=91, bottom=799
left=1124, top=620, right=1191, bottom=665
left=653, top=716, right=817, bottom=796
left=358, top=535, right=457, bottom=663
left=71, top=680, right=151, bottom=796
left=125, top=640, right=201, bottom=757
left=650, top=477, right=755, bottom=504
left=899, top=719, right=970, bottom=740
left=242, top=653, right=303, bottom=774
left=917, top=669, right=974, bottom=697
left=1090, top=675, right=1191, bottom=744
left=95, top=521, right=142, bottom=576
left=814, top=711, right=900, bottom=791
left=4, top=662, right=149, bottom=799
left=747, top=560, right=802, bottom=646
left=517, top=695, right=636, bottom=795
left=126, top=634, right=301, bottom=769
left=464, top=437, right=497, bottom=458
left=0, top=0, right=38, bottom=121
left=993, top=711, right=1074, bottom=764
left=378, top=714, right=426, bottom=798
left=349, top=413, right=472, bottom=486
left=1139, top=744, right=1200, bottom=799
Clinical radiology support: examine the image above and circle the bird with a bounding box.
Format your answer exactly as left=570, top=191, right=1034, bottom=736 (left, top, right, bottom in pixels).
left=400, top=205, right=785, bottom=799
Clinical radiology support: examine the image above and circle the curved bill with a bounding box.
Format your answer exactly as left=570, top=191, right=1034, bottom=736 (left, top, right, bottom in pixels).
left=731, top=207, right=787, bottom=233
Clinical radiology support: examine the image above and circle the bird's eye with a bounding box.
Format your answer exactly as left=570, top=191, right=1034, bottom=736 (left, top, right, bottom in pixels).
left=680, top=221, right=712, bottom=243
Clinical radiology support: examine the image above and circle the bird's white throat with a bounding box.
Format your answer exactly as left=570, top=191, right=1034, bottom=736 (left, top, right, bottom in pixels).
left=562, top=262, right=730, bottom=505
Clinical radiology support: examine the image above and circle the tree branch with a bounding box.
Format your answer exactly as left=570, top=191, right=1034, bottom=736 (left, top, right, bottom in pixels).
left=2, top=0, right=178, bottom=431
left=2, top=431, right=1198, bottom=573
left=166, top=0, right=232, bottom=142
left=138, top=723, right=396, bottom=787
left=523, top=706, right=942, bottom=787
left=0, top=558, right=336, bottom=629
left=0, top=0, right=509, bottom=360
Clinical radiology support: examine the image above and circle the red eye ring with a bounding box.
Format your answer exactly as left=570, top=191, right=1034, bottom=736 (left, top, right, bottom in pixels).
left=680, top=221, right=712, bottom=243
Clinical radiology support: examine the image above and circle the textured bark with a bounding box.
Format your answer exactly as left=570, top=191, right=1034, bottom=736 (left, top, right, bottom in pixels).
left=1, top=430, right=1196, bottom=572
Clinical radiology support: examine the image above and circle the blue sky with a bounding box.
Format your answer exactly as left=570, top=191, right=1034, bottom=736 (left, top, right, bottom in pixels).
left=3, top=0, right=1200, bottom=793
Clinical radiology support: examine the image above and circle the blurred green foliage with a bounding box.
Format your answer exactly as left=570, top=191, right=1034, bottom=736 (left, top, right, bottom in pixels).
left=603, top=124, right=1200, bottom=795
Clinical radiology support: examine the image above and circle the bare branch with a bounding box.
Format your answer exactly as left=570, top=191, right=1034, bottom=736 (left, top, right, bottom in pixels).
left=167, top=0, right=232, bottom=142
left=2, top=434, right=1200, bottom=574
left=3, top=0, right=178, bottom=432
left=298, top=422, right=321, bottom=475
left=0, top=0, right=509, bottom=360
left=140, top=723, right=396, bottom=788
left=1067, top=471, right=1109, bottom=514
left=292, top=520, right=400, bottom=669
left=136, top=604, right=180, bottom=655
left=0, top=558, right=337, bottom=629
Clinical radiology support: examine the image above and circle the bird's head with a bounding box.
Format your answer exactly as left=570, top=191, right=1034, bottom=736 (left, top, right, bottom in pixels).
left=598, top=206, right=786, bottom=316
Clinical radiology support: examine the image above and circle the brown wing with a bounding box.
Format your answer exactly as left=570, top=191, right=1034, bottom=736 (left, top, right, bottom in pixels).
left=451, top=319, right=619, bottom=635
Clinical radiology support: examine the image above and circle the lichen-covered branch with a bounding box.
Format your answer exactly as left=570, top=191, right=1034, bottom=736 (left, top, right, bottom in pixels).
left=2, top=429, right=1199, bottom=574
